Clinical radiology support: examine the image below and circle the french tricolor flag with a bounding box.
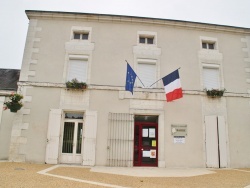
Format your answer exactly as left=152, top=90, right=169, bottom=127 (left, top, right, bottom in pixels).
left=162, top=69, right=183, bottom=102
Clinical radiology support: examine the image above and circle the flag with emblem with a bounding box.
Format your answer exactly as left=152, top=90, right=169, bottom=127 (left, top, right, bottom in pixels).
left=125, top=63, right=137, bottom=94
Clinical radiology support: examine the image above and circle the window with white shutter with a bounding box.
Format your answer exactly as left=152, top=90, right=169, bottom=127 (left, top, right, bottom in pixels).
left=137, top=60, right=156, bottom=88
left=203, top=66, right=220, bottom=90
left=67, top=59, right=88, bottom=82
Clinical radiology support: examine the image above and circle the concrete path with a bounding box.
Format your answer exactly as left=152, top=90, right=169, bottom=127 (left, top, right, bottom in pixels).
left=91, top=166, right=215, bottom=177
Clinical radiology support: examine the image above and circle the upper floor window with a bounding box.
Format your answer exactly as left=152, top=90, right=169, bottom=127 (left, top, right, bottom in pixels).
left=67, top=55, right=88, bottom=83
left=203, top=64, right=220, bottom=89
left=137, top=59, right=157, bottom=88
left=202, top=42, right=215, bottom=50
left=200, top=36, right=218, bottom=50
left=71, top=26, right=92, bottom=41
left=73, top=32, right=89, bottom=40
left=139, top=36, right=154, bottom=44
left=138, top=31, right=157, bottom=46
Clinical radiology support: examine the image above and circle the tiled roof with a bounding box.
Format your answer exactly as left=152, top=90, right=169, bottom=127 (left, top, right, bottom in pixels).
left=0, top=69, right=20, bottom=91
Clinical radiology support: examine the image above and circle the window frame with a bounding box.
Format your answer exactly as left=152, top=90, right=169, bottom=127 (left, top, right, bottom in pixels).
left=202, top=64, right=221, bottom=90
left=136, top=59, right=157, bottom=88
left=73, top=32, right=89, bottom=40
left=200, top=36, right=218, bottom=50
left=139, top=36, right=155, bottom=45
left=202, top=41, right=216, bottom=50
left=137, top=31, right=157, bottom=46
left=67, top=55, right=89, bottom=83
left=70, top=26, right=92, bottom=42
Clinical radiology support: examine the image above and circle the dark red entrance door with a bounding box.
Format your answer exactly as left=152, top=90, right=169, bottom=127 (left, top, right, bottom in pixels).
left=133, top=122, right=158, bottom=166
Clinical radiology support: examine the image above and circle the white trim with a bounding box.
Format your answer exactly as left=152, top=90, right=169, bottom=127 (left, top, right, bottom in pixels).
left=137, top=59, right=157, bottom=64
left=69, top=55, right=89, bottom=60
left=37, top=165, right=129, bottom=188
left=202, top=63, right=220, bottom=69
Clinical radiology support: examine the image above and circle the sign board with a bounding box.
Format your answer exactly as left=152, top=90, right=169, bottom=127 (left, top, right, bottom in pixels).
left=171, top=124, right=187, bottom=136
left=174, top=136, right=185, bottom=144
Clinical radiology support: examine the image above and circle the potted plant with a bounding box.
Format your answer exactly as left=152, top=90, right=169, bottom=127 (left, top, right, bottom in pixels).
left=205, top=88, right=226, bottom=98
left=66, top=78, right=87, bottom=90
left=4, top=93, right=23, bottom=113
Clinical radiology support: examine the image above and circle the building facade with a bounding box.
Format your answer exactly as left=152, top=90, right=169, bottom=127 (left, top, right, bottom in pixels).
left=1, top=10, right=250, bottom=168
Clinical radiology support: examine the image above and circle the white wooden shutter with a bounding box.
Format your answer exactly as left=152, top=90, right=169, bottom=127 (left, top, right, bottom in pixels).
left=82, top=110, right=97, bottom=166
left=45, top=109, right=62, bottom=164
left=218, top=116, right=228, bottom=168
left=137, top=63, right=156, bottom=88
left=205, top=116, right=219, bottom=168
left=67, top=59, right=88, bottom=82
left=203, top=67, right=220, bottom=90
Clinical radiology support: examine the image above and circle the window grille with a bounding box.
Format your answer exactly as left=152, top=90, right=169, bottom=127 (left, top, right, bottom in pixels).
left=107, top=113, right=134, bottom=167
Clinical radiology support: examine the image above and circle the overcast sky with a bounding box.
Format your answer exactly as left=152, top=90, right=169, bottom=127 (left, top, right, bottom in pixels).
left=0, top=0, right=250, bottom=69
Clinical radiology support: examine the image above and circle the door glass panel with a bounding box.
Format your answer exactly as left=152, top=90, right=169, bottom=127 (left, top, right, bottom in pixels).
left=62, top=122, right=75, bottom=153
left=76, top=123, right=83, bottom=154
left=141, top=125, right=157, bottom=165
left=142, top=149, right=156, bottom=164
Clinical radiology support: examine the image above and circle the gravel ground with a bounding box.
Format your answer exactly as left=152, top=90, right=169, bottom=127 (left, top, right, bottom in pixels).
left=1, top=162, right=250, bottom=188
left=0, top=162, right=100, bottom=188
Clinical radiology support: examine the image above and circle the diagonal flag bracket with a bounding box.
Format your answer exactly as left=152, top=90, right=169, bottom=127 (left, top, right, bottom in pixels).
left=149, top=67, right=181, bottom=87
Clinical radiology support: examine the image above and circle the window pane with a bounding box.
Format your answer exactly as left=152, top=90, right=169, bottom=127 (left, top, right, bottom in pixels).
left=65, top=113, right=83, bottom=119
left=62, top=122, right=75, bottom=153
left=74, top=33, right=81, bottom=39
left=82, top=33, right=89, bottom=40
left=137, top=63, right=156, bottom=88
left=208, top=43, right=215, bottom=49
left=203, top=67, right=220, bottom=89
left=147, top=37, right=154, bottom=44
left=202, top=42, right=207, bottom=49
left=139, top=37, right=146, bottom=43
left=67, top=59, right=88, bottom=82
left=76, top=123, right=83, bottom=154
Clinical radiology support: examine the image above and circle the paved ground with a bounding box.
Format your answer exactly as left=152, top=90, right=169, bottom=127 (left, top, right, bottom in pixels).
left=1, top=162, right=250, bottom=188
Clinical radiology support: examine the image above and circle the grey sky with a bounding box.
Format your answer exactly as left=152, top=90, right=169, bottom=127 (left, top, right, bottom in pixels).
left=0, top=0, right=250, bottom=69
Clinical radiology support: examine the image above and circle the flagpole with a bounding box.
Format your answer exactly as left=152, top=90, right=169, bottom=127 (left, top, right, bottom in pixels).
left=149, top=67, right=181, bottom=87
left=149, top=78, right=162, bottom=87
left=125, top=60, right=145, bottom=87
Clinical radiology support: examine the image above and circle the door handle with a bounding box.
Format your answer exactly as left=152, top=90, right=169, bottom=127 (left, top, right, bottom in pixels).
left=141, top=148, right=144, bottom=151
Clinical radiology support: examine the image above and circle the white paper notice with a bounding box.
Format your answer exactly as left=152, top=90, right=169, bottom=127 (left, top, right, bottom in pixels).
left=174, top=136, right=185, bottom=144
left=149, top=128, right=155, bottom=138
left=142, top=150, right=150, bottom=157
left=142, top=129, right=148, bottom=137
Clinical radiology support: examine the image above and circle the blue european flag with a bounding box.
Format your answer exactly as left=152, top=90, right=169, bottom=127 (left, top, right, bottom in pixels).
left=125, top=63, right=137, bottom=94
